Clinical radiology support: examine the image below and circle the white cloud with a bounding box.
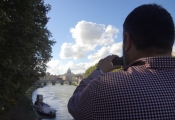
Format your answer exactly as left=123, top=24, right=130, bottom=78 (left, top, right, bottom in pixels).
left=60, top=21, right=119, bottom=59
left=110, top=42, right=123, bottom=56
left=46, top=60, right=96, bottom=75
left=46, top=60, right=72, bottom=75
left=70, top=21, right=105, bottom=46
left=88, top=46, right=111, bottom=61
left=59, top=43, right=92, bottom=59
left=46, top=60, right=60, bottom=75
left=88, top=42, right=123, bottom=62
left=69, top=61, right=96, bottom=74
left=100, top=25, right=119, bottom=46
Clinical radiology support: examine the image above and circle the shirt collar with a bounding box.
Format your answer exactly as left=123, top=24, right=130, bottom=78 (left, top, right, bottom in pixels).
left=125, top=57, right=175, bottom=70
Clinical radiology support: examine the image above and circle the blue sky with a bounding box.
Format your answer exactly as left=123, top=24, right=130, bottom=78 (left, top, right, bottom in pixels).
left=44, top=0, right=175, bottom=75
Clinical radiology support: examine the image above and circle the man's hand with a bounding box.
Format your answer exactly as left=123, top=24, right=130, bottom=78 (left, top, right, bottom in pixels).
left=97, top=55, right=122, bottom=73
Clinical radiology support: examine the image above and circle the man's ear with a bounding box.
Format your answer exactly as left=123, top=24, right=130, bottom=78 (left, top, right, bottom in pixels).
left=123, top=32, right=132, bottom=51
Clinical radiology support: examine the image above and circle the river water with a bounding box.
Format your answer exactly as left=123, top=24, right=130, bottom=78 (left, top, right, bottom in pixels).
left=32, top=84, right=76, bottom=120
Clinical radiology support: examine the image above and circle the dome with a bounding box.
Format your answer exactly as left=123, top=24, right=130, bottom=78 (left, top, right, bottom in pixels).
left=67, top=68, right=71, bottom=74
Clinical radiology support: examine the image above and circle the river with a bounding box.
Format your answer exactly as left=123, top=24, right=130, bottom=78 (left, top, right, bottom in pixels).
left=32, top=83, right=76, bottom=120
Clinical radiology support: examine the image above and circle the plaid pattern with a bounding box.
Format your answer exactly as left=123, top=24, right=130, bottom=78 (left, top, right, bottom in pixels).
left=68, top=57, right=175, bottom=120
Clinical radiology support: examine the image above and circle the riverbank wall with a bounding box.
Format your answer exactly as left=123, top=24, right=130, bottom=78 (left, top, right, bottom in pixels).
left=25, top=82, right=42, bottom=119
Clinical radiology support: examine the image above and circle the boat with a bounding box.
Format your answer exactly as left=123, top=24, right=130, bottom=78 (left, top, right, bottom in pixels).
left=33, top=94, right=56, bottom=117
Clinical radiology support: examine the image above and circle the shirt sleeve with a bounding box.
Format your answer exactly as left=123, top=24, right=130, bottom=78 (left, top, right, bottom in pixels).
left=67, top=69, right=103, bottom=120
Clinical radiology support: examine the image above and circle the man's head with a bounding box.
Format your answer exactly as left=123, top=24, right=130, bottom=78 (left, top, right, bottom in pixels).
left=122, top=4, right=175, bottom=66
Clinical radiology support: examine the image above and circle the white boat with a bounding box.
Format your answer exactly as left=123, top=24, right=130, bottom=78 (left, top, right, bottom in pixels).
left=33, top=95, right=56, bottom=117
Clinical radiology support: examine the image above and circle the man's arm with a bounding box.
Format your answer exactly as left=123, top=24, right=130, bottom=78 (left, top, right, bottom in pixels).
left=68, top=69, right=102, bottom=119
left=68, top=55, right=121, bottom=119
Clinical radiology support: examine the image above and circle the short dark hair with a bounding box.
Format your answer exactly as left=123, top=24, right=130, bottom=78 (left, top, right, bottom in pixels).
left=123, top=4, right=175, bottom=53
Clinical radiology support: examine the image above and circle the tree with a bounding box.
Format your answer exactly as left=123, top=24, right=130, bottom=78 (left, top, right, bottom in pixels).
left=0, top=0, right=56, bottom=118
left=84, top=64, right=97, bottom=78
left=172, top=52, right=175, bottom=58
left=84, top=63, right=122, bottom=78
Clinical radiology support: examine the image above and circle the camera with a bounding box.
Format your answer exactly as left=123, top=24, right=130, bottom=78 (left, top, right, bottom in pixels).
left=112, top=57, right=124, bottom=66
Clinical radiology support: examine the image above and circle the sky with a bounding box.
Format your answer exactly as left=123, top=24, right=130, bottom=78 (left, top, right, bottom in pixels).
left=44, top=0, right=175, bottom=75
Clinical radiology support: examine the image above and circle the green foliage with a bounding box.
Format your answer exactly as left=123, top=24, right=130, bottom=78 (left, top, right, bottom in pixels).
left=8, top=96, right=36, bottom=120
left=0, top=0, right=55, bottom=118
left=84, top=63, right=122, bottom=78
left=112, top=67, right=123, bottom=72
left=84, top=64, right=97, bottom=78
left=172, top=55, right=175, bottom=58
left=72, top=82, right=78, bottom=86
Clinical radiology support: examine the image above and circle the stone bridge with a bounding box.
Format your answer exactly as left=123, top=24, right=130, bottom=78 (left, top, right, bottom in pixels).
left=36, top=68, right=84, bottom=87
left=36, top=77, right=82, bottom=87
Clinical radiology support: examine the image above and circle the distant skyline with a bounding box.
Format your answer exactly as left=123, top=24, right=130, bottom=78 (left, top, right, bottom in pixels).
left=44, top=0, right=175, bottom=75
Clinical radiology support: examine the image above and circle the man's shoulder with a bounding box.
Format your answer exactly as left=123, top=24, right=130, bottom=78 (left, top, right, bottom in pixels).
left=103, top=67, right=137, bottom=79
left=96, top=70, right=131, bottom=84
left=95, top=65, right=148, bottom=85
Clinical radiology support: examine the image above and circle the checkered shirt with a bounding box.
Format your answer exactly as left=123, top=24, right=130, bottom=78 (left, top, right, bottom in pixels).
left=68, top=57, right=175, bottom=120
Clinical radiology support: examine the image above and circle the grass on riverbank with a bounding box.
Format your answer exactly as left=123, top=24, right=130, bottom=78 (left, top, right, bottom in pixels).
left=8, top=84, right=40, bottom=120
left=71, top=82, right=78, bottom=86
left=8, top=96, right=36, bottom=120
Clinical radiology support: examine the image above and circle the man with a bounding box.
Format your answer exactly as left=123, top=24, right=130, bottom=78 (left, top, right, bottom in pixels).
left=68, top=4, right=175, bottom=119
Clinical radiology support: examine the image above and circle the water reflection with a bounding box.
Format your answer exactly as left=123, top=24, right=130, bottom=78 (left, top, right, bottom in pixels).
left=32, top=84, right=76, bottom=120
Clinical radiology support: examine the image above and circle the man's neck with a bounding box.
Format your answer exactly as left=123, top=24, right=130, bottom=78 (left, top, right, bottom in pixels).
left=136, top=51, right=172, bottom=60
left=130, top=50, right=171, bottom=65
